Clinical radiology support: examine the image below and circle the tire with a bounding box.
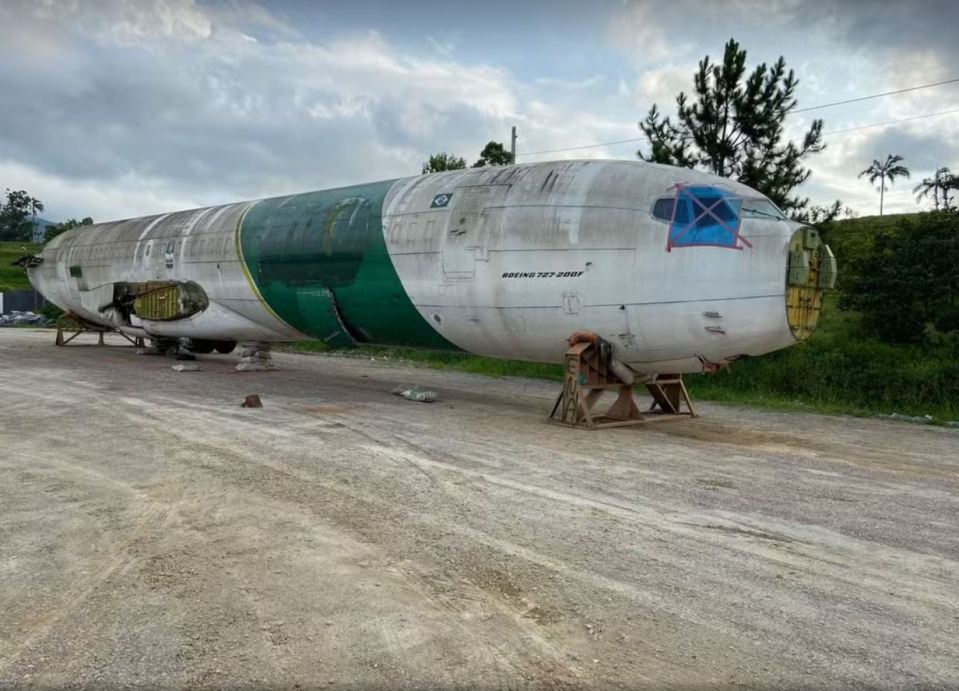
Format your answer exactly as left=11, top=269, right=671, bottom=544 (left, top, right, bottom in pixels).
left=213, top=340, right=237, bottom=354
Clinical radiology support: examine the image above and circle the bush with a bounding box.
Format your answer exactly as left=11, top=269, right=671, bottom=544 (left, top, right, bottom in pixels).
left=834, top=211, right=959, bottom=344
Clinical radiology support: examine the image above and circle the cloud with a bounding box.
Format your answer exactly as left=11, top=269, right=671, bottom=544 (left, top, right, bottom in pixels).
left=608, top=2, right=677, bottom=65
left=0, top=0, right=956, bottom=221
left=797, top=0, right=959, bottom=68
left=0, top=160, right=203, bottom=222
left=535, top=75, right=605, bottom=90
left=803, top=113, right=959, bottom=214
left=0, top=1, right=523, bottom=219
left=635, top=64, right=695, bottom=109
left=426, top=34, right=458, bottom=56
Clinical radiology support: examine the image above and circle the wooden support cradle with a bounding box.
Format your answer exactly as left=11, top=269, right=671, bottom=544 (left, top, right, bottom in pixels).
left=55, top=313, right=143, bottom=348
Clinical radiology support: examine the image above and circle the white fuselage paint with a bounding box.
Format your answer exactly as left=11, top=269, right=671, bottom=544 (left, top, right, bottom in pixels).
left=30, top=160, right=800, bottom=375
left=29, top=201, right=302, bottom=342
left=382, top=160, right=799, bottom=373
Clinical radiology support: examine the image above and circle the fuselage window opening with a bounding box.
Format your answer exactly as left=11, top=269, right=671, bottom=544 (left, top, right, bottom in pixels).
left=652, top=198, right=672, bottom=221
left=651, top=197, right=691, bottom=224
left=741, top=198, right=787, bottom=220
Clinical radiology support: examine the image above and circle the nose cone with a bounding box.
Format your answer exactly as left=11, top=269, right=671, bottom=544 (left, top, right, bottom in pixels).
left=785, top=225, right=836, bottom=340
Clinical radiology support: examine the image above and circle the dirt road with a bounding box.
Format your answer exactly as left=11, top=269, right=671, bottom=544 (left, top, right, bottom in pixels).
left=1, top=328, right=957, bottom=688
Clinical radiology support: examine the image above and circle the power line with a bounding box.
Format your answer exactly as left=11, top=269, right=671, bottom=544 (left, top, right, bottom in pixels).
left=791, top=77, right=959, bottom=114
left=516, top=108, right=959, bottom=158
left=517, top=76, right=959, bottom=157
left=821, top=108, right=959, bottom=136
left=838, top=189, right=914, bottom=204
left=516, top=137, right=645, bottom=157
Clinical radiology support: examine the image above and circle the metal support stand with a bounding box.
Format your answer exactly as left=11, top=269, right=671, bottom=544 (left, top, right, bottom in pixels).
left=55, top=314, right=143, bottom=347
left=549, top=339, right=696, bottom=430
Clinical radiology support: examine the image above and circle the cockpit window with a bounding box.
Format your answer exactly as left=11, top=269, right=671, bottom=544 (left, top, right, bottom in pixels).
left=651, top=197, right=690, bottom=224
left=653, top=191, right=738, bottom=227
left=662, top=185, right=751, bottom=251
left=652, top=198, right=673, bottom=221
left=741, top=198, right=786, bottom=220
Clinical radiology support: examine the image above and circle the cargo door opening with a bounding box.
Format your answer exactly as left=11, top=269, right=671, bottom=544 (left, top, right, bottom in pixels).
left=105, top=281, right=209, bottom=324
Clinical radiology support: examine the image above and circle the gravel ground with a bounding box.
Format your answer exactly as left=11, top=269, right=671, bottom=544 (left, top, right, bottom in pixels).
left=1, top=328, right=957, bottom=689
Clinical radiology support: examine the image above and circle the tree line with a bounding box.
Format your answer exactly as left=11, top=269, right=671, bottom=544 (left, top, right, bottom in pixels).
left=0, top=188, right=92, bottom=243
left=422, top=140, right=514, bottom=174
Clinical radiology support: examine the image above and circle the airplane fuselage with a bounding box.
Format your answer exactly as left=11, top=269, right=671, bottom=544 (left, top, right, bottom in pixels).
left=28, top=160, right=833, bottom=374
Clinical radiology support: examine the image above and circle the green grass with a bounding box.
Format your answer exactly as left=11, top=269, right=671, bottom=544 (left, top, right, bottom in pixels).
left=0, top=241, right=38, bottom=292
left=281, top=290, right=958, bottom=424
left=9, top=215, right=956, bottom=422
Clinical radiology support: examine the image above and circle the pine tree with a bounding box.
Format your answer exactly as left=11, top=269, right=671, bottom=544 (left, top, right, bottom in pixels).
left=638, top=38, right=824, bottom=216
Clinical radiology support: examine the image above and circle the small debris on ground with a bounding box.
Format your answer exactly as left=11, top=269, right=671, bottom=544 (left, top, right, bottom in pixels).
left=392, top=385, right=437, bottom=403
left=171, top=364, right=200, bottom=372
left=242, top=394, right=263, bottom=408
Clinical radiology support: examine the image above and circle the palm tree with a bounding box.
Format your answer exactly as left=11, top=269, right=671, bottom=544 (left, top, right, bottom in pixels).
left=859, top=154, right=910, bottom=216
left=945, top=173, right=959, bottom=211
left=913, top=167, right=953, bottom=211
left=28, top=197, right=44, bottom=242
left=938, top=169, right=958, bottom=211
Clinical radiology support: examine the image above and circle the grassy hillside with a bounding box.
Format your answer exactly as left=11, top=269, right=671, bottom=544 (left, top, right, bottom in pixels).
left=0, top=242, right=38, bottom=292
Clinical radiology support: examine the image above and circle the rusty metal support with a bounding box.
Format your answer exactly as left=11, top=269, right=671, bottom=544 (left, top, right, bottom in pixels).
left=549, top=340, right=644, bottom=429
left=549, top=337, right=696, bottom=430
left=645, top=374, right=697, bottom=418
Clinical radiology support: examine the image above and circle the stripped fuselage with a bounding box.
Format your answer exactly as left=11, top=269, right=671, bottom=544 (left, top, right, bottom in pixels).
left=28, top=160, right=830, bottom=374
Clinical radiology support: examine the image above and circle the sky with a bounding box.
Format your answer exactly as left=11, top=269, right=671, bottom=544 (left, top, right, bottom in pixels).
left=0, top=0, right=957, bottom=222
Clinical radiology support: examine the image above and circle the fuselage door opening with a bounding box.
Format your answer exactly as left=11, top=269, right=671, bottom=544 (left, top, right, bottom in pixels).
left=107, top=281, right=209, bottom=324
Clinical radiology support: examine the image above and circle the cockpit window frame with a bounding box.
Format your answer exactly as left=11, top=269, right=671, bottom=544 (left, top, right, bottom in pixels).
left=741, top=198, right=787, bottom=220
left=652, top=184, right=754, bottom=252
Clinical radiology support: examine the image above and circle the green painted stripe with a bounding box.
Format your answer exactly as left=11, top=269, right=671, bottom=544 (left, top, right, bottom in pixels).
left=239, top=179, right=456, bottom=349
